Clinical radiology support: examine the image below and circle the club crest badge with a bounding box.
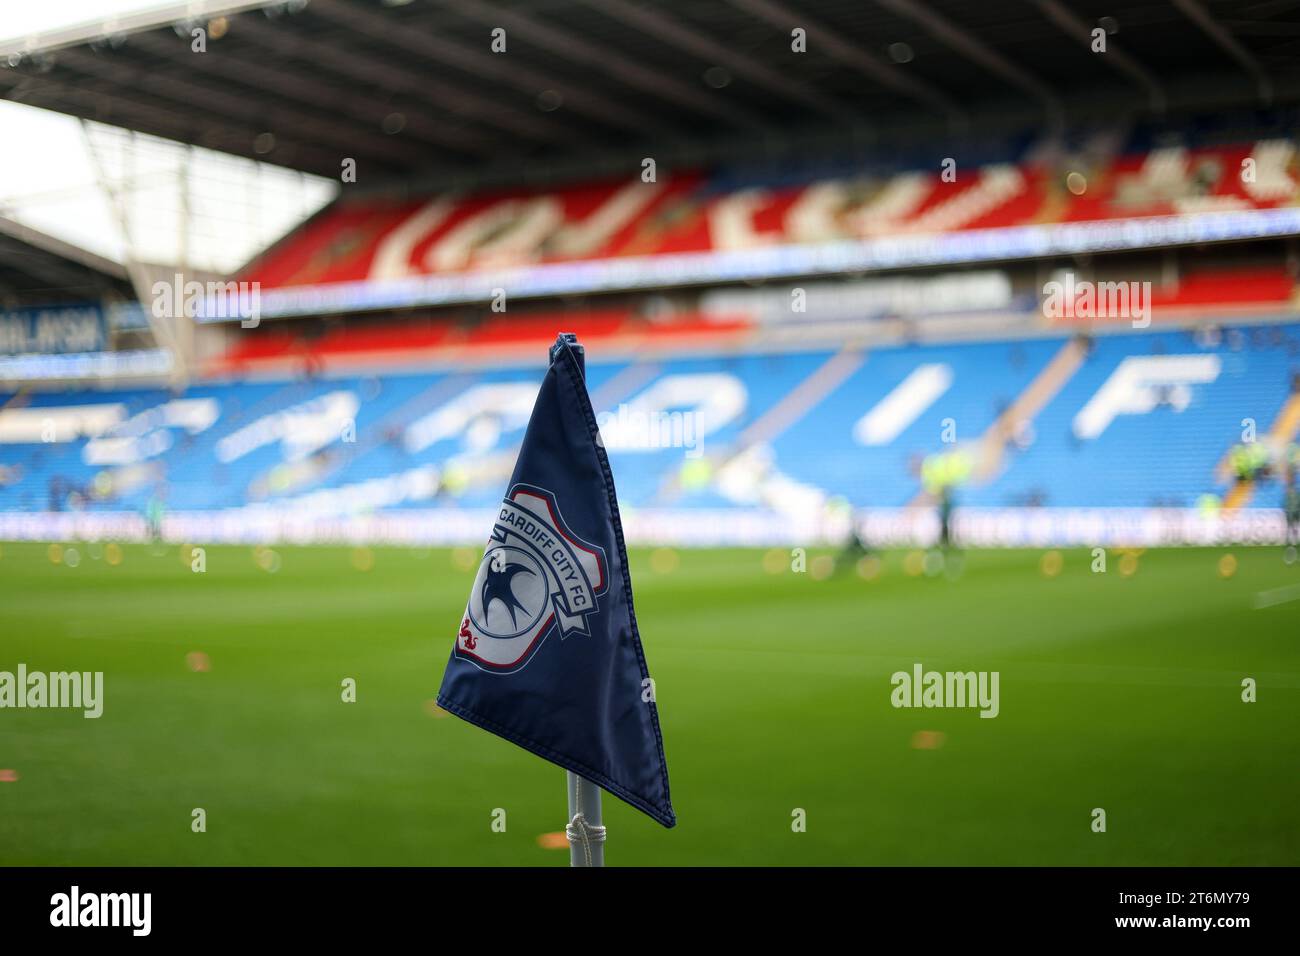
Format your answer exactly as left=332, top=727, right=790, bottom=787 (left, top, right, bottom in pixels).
left=456, top=483, right=607, bottom=673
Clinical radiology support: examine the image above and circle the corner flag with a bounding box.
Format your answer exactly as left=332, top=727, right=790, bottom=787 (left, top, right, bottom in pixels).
left=437, top=333, right=675, bottom=829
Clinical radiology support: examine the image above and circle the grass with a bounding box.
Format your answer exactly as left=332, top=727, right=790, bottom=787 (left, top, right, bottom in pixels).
left=1, top=540, right=1297, bottom=866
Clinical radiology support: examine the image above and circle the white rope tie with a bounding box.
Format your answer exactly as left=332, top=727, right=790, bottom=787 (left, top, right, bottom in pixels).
left=566, top=812, right=607, bottom=867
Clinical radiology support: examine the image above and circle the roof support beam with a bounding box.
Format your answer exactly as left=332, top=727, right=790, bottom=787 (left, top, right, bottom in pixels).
left=1171, top=0, right=1274, bottom=104
left=125, top=30, right=491, bottom=159
left=54, top=46, right=428, bottom=169
left=447, top=0, right=771, bottom=133
left=1029, top=0, right=1166, bottom=113
left=232, top=11, right=583, bottom=146
left=307, top=0, right=679, bottom=140
left=0, top=241, right=106, bottom=293
left=583, top=0, right=865, bottom=126
left=726, top=0, right=962, bottom=123
left=0, top=69, right=361, bottom=176
left=873, top=0, right=1064, bottom=132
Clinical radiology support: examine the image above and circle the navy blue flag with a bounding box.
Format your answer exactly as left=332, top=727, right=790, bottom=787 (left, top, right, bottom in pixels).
left=437, top=334, right=675, bottom=828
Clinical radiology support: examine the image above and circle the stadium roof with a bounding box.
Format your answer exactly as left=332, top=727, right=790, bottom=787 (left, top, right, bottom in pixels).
left=3, top=0, right=1299, bottom=191
left=0, top=215, right=133, bottom=307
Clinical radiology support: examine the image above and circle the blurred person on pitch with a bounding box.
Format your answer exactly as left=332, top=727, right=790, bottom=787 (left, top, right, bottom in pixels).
left=921, top=448, right=972, bottom=573
left=146, top=485, right=167, bottom=545
left=829, top=496, right=874, bottom=574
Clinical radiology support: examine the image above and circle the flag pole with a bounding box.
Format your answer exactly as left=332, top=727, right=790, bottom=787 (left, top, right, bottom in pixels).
left=550, top=332, right=606, bottom=867
left=566, top=771, right=606, bottom=867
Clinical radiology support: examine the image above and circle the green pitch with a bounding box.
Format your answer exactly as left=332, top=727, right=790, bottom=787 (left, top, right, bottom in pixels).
left=1, top=540, right=1297, bottom=866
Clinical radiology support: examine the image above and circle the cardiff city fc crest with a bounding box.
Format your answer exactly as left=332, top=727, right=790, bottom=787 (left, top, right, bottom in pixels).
left=456, top=483, right=607, bottom=673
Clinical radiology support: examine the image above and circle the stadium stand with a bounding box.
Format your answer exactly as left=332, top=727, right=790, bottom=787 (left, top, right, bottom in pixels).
left=4, top=320, right=1298, bottom=532
left=238, top=140, right=1298, bottom=289
left=5, top=10, right=1300, bottom=549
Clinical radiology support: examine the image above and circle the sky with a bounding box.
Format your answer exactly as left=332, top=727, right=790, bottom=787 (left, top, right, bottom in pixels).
left=0, top=2, right=336, bottom=275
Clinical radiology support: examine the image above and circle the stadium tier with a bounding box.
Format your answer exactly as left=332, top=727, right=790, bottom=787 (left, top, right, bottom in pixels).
left=201, top=261, right=1298, bottom=379
left=3, top=321, right=1297, bottom=547
left=237, top=139, right=1299, bottom=304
